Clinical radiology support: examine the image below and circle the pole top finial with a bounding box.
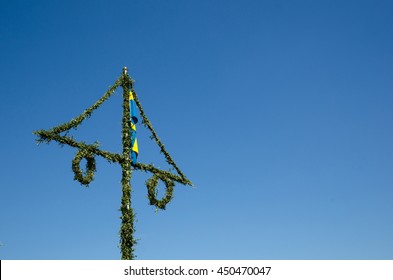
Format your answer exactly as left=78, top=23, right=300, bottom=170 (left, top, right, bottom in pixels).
left=123, top=67, right=128, bottom=75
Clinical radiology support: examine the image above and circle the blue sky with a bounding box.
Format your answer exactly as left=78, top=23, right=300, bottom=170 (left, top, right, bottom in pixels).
left=1, top=0, right=392, bottom=259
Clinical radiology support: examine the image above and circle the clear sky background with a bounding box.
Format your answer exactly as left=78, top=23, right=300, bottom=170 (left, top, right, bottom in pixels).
left=1, top=0, right=392, bottom=260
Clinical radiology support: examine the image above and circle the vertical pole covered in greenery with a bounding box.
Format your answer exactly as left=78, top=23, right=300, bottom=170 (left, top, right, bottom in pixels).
left=120, top=68, right=136, bottom=259
left=34, top=67, right=192, bottom=259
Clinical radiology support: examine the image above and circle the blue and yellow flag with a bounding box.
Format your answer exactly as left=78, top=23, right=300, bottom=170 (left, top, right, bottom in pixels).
left=129, top=91, right=138, bottom=164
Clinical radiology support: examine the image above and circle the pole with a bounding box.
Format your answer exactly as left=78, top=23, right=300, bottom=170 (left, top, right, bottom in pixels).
left=120, top=67, right=136, bottom=259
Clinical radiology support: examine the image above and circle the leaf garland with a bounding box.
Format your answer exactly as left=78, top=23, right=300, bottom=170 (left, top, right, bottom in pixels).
left=146, top=174, right=175, bottom=210
left=33, top=68, right=192, bottom=259
left=72, top=148, right=96, bottom=185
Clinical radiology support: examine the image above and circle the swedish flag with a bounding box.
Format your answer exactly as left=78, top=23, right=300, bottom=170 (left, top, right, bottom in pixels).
left=129, top=91, right=138, bottom=164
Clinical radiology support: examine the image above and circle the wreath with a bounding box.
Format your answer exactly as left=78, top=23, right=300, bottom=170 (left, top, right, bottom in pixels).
left=146, top=174, right=175, bottom=209
left=72, top=148, right=96, bottom=186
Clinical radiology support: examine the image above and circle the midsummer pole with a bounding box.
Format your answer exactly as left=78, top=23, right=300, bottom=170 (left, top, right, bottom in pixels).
left=34, top=67, right=192, bottom=259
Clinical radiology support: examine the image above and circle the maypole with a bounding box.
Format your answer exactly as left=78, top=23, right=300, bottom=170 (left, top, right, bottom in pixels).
left=34, top=67, right=192, bottom=259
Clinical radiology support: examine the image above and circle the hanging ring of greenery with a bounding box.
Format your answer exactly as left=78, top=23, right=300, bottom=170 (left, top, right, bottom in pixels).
left=72, top=148, right=96, bottom=186
left=146, top=174, right=175, bottom=209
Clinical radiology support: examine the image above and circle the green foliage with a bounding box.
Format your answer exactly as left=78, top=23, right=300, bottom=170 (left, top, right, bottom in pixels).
left=72, top=148, right=96, bottom=186
left=33, top=68, right=192, bottom=259
left=147, top=174, right=175, bottom=210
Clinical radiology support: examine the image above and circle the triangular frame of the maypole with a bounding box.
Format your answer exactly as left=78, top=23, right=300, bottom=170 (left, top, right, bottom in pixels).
left=34, top=67, right=192, bottom=259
